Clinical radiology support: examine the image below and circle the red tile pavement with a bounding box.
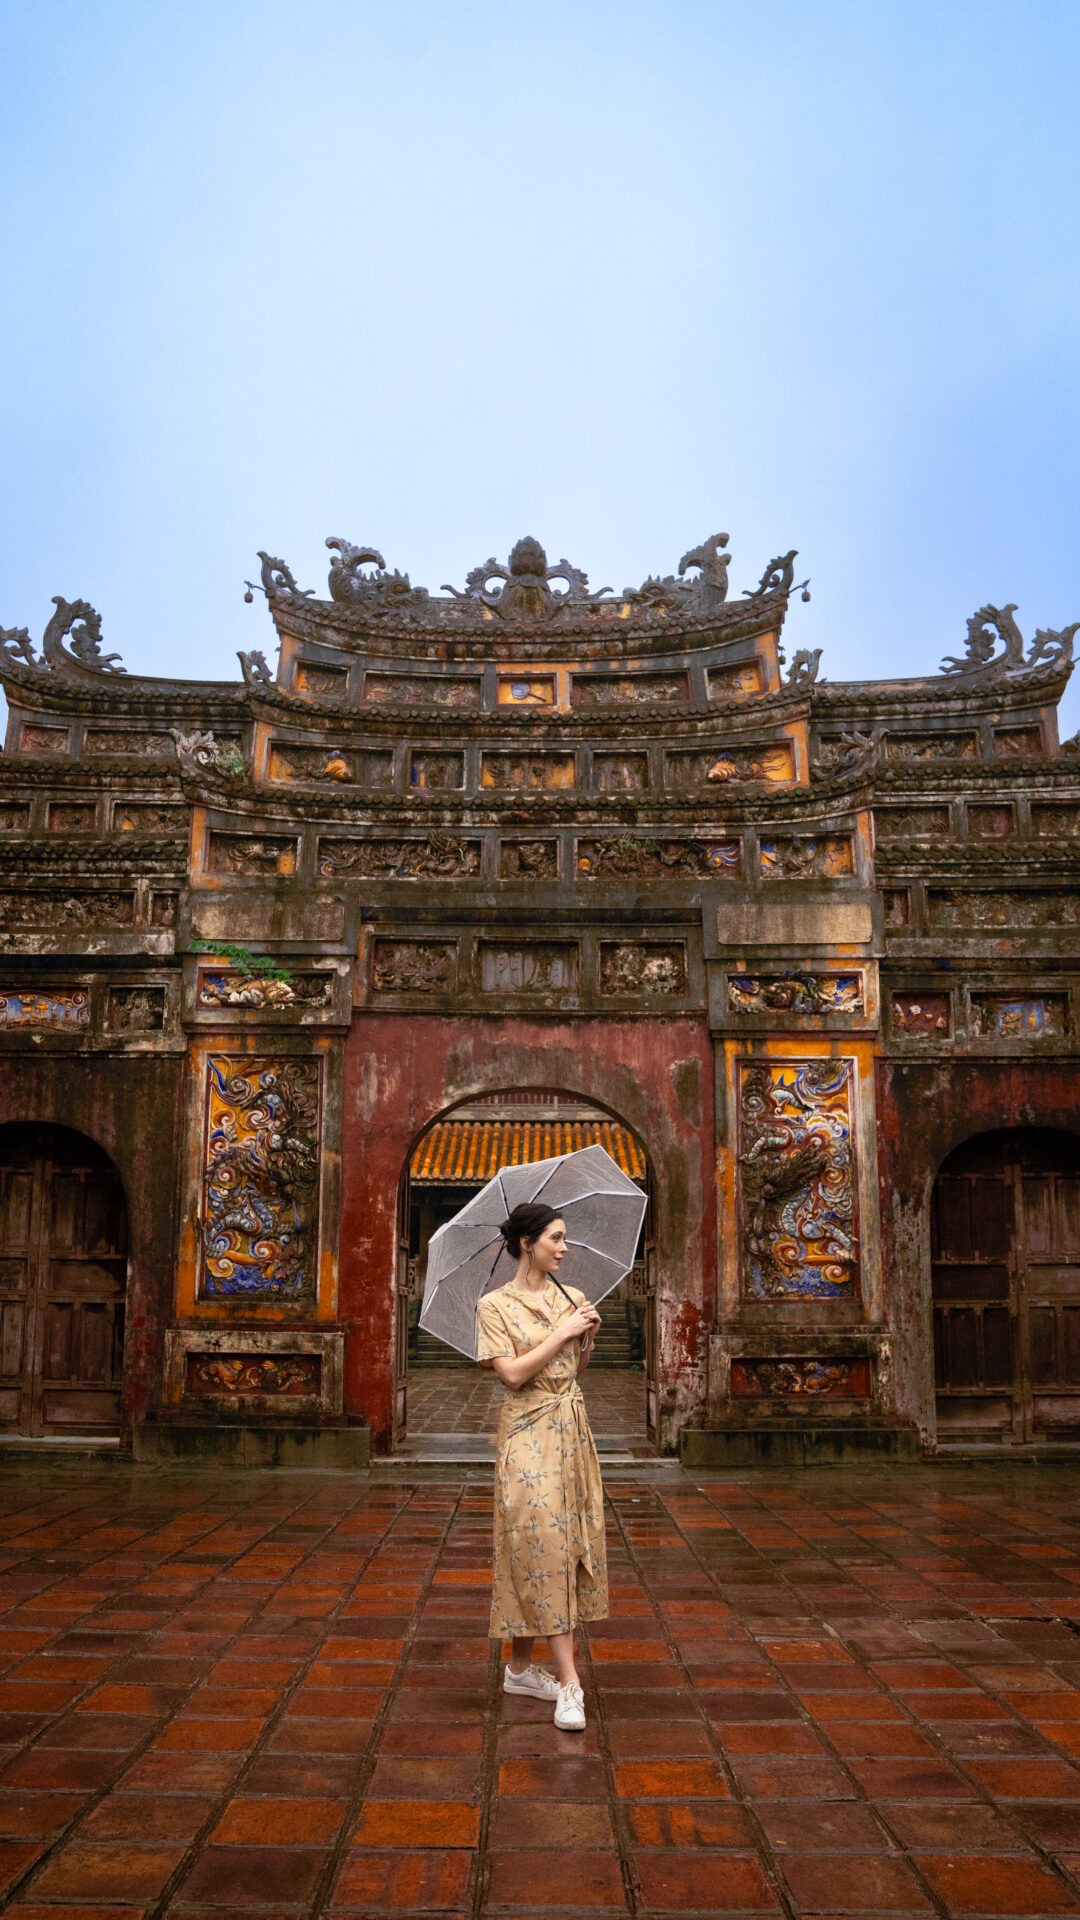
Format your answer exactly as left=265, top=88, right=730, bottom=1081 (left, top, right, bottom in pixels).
left=1, top=1464, right=1080, bottom=1914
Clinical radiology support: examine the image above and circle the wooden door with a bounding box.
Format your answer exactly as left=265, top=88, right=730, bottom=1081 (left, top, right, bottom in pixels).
left=0, top=1126, right=127, bottom=1437
left=931, top=1129, right=1080, bottom=1443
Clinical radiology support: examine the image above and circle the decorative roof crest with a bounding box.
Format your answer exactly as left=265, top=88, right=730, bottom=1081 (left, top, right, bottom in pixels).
left=0, top=597, right=125, bottom=680
left=941, top=604, right=1077, bottom=678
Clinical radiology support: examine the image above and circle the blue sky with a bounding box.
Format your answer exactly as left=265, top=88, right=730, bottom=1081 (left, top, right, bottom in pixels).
left=2, top=1, right=1078, bottom=727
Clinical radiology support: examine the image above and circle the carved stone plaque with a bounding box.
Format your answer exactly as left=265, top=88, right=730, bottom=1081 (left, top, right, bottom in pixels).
left=571, top=673, right=688, bottom=708
left=593, top=754, right=648, bottom=794
left=46, top=801, right=96, bottom=832
left=318, top=835, right=480, bottom=879
left=477, top=943, right=577, bottom=993
left=579, top=837, right=740, bottom=879
left=481, top=754, right=575, bottom=792
left=294, top=661, right=349, bottom=701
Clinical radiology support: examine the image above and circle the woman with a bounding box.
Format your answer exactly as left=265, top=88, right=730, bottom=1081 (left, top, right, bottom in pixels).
left=475, top=1201, right=608, bottom=1731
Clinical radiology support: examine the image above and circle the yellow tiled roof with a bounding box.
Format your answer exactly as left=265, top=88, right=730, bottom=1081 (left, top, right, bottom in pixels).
left=410, top=1119, right=646, bottom=1183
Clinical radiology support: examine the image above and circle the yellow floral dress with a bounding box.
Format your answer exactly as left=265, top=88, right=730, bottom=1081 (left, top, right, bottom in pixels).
left=476, top=1279, right=609, bottom=1641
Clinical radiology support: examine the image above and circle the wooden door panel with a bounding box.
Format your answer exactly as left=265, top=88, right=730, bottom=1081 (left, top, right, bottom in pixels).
left=0, top=1127, right=128, bottom=1438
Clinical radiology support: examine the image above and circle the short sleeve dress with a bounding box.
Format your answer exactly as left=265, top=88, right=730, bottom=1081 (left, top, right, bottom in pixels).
left=476, top=1280, right=609, bottom=1642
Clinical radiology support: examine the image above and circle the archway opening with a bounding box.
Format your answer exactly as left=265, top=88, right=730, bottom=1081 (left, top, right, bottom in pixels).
left=931, top=1126, right=1080, bottom=1445
left=395, top=1089, right=655, bottom=1457
left=0, top=1123, right=129, bottom=1438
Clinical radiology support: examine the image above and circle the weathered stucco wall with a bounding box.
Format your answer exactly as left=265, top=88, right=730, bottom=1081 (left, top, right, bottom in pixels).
left=0, top=1054, right=185, bottom=1434
left=340, top=1012, right=715, bottom=1451
left=877, top=1058, right=1080, bottom=1443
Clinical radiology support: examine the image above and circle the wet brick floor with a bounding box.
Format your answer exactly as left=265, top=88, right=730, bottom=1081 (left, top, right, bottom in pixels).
left=406, top=1366, right=647, bottom=1438
left=2, top=1463, right=1080, bottom=1915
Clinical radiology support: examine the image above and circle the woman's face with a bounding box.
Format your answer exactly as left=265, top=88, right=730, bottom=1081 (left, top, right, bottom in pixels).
left=529, top=1217, right=567, bottom=1272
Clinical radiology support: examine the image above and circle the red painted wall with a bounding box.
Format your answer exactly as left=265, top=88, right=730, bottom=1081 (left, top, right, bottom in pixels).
left=340, top=1013, right=716, bottom=1451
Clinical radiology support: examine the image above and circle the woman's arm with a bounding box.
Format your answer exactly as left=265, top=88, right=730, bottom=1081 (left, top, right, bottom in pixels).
left=489, top=1304, right=597, bottom=1391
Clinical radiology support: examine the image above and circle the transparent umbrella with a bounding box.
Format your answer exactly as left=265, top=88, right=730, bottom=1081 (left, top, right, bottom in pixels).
left=417, top=1143, right=648, bottom=1360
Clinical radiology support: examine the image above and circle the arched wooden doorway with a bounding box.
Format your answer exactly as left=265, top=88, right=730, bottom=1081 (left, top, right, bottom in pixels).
left=0, top=1124, right=129, bottom=1437
left=931, top=1128, right=1080, bottom=1443
left=395, top=1089, right=655, bottom=1448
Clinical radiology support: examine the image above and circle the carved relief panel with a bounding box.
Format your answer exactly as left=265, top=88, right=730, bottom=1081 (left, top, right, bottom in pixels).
left=578, top=837, right=740, bottom=879
left=480, top=753, right=575, bottom=792
left=409, top=752, right=465, bottom=791
left=599, top=943, right=687, bottom=996
left=728, top=973, right=863, bottom=1016
left=885, top=732, right=978, bottom=762
left=928, top=890, right=1080, bottom=928
left=105, top=987, right=166, bottom=1032
left=758, top=834, right=855, bottom=879
left=83, top=728, right=175, bottom=758
left=668, top=742, right=796, bottom=790
left=966, top=804, right=1014, bottom=838
left=994, top=726, right=1042, bottom=757
left=294, top=661, right=349, bottom=701
left=0, top=803, right=30, bottom=831
left=371, top=941, right=456, bottom=993
left=497, top=674, right=556, bottom=707
left=18, top=724, right=70, bottom=755
left=46, top=801, right=97, bottom=832
left=593, top=754, right=648, bottom=795
left=199, top=1055, right=320, bottom=1301
left=268, top=742, right=393, bottom=787
left=500, top=841, right=558, bottom=879
left=0, top=989, right=90, bottom=1029
left=890, top=992, right=951, bottom=1038
left=970, top=993, right=1067, bottom=1038
left=707, top=660, right=764, bottom=703
left=363, top=672, right=481, bottom=709
left=206, top=833, right=298, bottom=877
left=875, top=806, right=950, bottom=840
left=731, top=1357, right=871, bottom=1398
left=1031, top=805, right=1080, bottom=837
left=318, top=835, right=480, bottom=879
left=571, top=672, right=688, bottom=709
left=737, top=1058, right=859, bottom=1302
left=112, top=802, right=187, bottom=833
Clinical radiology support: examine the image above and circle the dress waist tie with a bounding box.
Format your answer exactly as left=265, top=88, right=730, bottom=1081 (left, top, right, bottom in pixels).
left=501, top=1383, right=595, bottom=1581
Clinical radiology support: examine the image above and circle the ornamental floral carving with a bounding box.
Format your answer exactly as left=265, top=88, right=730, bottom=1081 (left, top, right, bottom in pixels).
left=294, top=662, right=349, bottom=701
left=200, top=1055, right=320, bottom=1299
left=885, top=732, right=978, bottom=762
left=599, top=944, right=687, bottom=996
left=875, top=806, right=951, bottom=840
left=728, top=972, right=863, bottom=1015
left=480, top=754, right=575, bottom=792
left=268, top=743, right=392, bottom=786
left=738, top=1058, right=859, bottom=1301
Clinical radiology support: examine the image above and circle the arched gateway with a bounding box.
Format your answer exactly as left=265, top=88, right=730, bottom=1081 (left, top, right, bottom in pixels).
left=0, top=536, right=1077, bottom=1462
left=396, top=1089, right=656, bottom=1449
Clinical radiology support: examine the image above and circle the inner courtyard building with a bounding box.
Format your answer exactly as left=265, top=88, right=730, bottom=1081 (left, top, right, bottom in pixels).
left=0, top=531, right=1078, bottom=1464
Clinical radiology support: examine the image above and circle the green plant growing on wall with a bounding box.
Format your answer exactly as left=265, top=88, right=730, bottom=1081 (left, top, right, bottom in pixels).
left=190, top=939, right=294, bottom=984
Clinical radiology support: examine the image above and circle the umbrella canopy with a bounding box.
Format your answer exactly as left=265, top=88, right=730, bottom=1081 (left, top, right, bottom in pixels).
left=417, top=1142, right=648, bottom=1360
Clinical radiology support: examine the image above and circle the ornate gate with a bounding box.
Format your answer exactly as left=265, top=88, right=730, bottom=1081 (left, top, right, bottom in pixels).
left=931, top=1128, right=1080, bottom=1442
left=0, top=1125, right=128, bottom=1437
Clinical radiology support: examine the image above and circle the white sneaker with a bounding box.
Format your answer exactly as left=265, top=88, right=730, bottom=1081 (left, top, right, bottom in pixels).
left=553, top=1681, right=586, bottom=1730
left=503, top=1663, right=559, bottom=1700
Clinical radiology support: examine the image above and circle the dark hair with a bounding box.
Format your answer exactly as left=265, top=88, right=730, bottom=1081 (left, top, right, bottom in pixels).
left=498, top=1202, right=563, bottom=1261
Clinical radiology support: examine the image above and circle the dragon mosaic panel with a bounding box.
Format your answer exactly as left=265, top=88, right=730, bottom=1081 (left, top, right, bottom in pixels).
left=199, top=1055, right=321, bottom=1300
left=737, top=1058, right=859, bottom=1301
